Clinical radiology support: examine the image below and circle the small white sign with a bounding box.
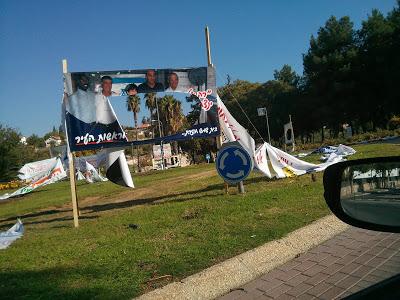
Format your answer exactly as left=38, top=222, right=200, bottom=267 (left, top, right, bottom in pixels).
left=257, top=107, right=267, bottom=116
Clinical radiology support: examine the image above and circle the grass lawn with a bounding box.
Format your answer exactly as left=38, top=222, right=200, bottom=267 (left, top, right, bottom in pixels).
left=0, top=142, right=398, bottom=299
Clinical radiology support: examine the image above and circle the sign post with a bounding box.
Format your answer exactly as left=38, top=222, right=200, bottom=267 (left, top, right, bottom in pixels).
left=216, top=142, right=253, bottom=192
left=63, top=59, right=80, bottom=228
left=289, top=114, right=295, bottom=152
left=257, top=107, right=271, bottom=144
left=205, top=26, right=229, bottom=194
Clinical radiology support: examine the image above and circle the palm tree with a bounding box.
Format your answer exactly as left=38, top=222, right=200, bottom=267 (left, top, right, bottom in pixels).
left=144, top=93, right=156, bottom=119
left=144, top=92, right=158, bottom=137
left=159, top=95, right=185, bottom=154
left=171, top=100, right=184, bottom=132
left=126, top=95, right=141, bottom=171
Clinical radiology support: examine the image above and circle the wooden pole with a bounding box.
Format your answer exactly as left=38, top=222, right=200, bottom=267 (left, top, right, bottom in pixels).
left=205, top=26, right=213, bottom=67
left=238, top=181, right=245, bottom=194
left=205, top=26, right=229, bottom=194
left=63, top=59, right=80, bottom=227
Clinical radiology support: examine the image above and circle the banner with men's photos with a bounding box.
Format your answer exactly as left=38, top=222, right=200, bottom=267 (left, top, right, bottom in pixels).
left=62, top=66, right=219, bottom=151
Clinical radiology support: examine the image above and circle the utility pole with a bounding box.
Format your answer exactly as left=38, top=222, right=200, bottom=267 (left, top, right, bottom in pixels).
left=206, top=26, right=232, bottom=194
left=62, top=59, right=79, bottom=228
left=266, top=108, right=271, bottom=144
left=155, top=98, right=164, bottom=170
left=289, top=114, right=295, bottom=152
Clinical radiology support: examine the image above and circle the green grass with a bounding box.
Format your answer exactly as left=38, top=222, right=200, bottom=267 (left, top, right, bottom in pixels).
left=0, top=143, right=398, bottom=299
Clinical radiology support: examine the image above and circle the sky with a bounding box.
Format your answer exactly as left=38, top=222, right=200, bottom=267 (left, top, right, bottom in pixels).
left=0, top=0, right=397, bottom=137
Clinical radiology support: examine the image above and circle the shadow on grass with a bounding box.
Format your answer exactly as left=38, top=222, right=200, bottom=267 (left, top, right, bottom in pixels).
left=82, top=182, right=227, bottom=214
left=0, top=215, right=99, bottom=230
left=0, top=266, right=133, bottom=300
left=83, top=175, right=275, bottom=214
left=0, top=208, right=71, bottom=224
left=0, top=175, right=276, bottom=227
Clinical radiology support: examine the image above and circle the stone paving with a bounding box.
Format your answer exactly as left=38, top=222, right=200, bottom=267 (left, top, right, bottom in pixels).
left=218, top=227, right=400, bottom=299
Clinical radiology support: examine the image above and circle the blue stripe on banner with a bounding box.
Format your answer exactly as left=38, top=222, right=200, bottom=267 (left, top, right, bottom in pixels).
left=112, top=78, right=145, bottom=84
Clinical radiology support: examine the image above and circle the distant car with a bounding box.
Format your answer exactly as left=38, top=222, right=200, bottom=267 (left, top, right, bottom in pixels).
left=323, top=156, right=400, bottom=299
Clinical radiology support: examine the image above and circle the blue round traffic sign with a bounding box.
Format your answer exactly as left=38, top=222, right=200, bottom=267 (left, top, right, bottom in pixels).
left=216, top=142, right=253, bottom=184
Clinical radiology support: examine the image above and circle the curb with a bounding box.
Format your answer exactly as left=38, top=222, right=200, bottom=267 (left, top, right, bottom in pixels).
left=136, top=214, right=349, bottom=300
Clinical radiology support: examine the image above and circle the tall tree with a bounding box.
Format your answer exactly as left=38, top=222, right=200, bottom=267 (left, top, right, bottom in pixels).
left=144, top=93, right=156, bottom=120
left=357, top=8, right=397, bottom=129
left=303, top=16, right=358, bottom=138
left=273, top=64, right=299, bottom=87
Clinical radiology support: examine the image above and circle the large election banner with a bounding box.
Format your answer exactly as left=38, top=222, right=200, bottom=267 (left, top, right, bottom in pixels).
left=63, top=66, right=218, bottom=152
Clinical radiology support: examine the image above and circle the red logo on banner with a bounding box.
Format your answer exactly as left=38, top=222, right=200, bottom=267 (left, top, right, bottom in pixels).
left=188, top=88, right=214, bottom=111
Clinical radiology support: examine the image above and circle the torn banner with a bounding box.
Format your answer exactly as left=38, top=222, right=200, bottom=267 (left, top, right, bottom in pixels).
left=18, top=157, right=58, bottom=181
left=216, top=96, right=352, bottom=179
left=62, top=67, right=218, bottom=153
left=105, top=150, right=134, bottom=188
left=72, top=149, right=133, bottom=187
left=0, top=158, right=67, bottom=200
left=217, top=95, right=272, bottom=178
left=0, top=219, right=24, bottom=250
left=84, top=161, right=107, bottom=183
left=265, top=143, right=345, bottom=178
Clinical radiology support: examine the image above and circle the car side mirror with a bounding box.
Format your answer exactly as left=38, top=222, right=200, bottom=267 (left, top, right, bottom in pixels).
left=323, top=156, right=400, bottom=233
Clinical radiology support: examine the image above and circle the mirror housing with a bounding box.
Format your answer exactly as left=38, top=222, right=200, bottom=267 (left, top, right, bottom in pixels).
left=323, top=156, right=400, bottom=233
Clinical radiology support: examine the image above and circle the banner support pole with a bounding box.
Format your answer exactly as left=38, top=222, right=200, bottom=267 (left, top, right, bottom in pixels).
left=63, top=59, right=80, bottom=228
left=206, top=26, right=231, bottom=194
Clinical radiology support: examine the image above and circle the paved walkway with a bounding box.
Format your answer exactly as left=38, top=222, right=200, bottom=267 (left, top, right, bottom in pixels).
left=218, top=227, right=400, bottom=299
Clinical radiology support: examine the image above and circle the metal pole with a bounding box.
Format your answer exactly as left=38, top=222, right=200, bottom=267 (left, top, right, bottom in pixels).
left=206, top=26, right=229, bottom=194
left=266, top=109, right=271, bottom=144
left=289, top=114, right=295, bottom=152
left=205, top=26, right=213, bottom=67
left=155, top=98, right=164, bottom=170
left=63, top=59, right=79, bottom=228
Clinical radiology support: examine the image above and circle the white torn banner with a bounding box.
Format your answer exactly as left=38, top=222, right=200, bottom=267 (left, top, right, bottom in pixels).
left=85, top=161, right=107, bottom=183
left=322, top=144, right=356, bottom=162
left=76, top=170, right=85, bottom=181
left=254, top=143, right=272, bottom=178
left=265, top=143, right=348, bottom=178
left=217, top=95, right=255, bottom=155
left=0, top=158, right=67, bottom=200
left=0, top=219, right=24, bottom=250
left=105, top=150, right=134, bottom=188
left=18, top=157, right=58, bottom=181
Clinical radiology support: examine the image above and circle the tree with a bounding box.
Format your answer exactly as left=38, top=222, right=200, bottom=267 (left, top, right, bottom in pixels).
left=0, top=125, right=23, bottom=181
left=303, top=16, right=358, bottom=138
left=26, top=134, right=45, bottom=148
left=144, top=93, right=156, bottom=120
left=356, top=9, right=397, bottom=129
left=273, top=64, right=299, bottom=87
left=159, top=95, right=185, bottom=153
